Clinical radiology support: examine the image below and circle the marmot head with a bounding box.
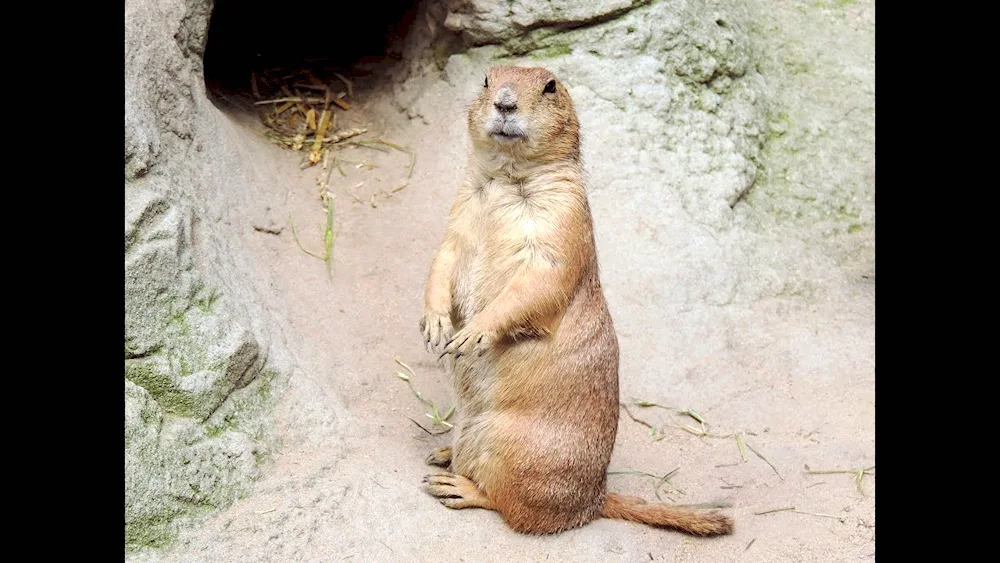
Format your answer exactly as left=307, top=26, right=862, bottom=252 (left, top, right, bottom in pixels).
left=467, top=66, right=580, bottom=164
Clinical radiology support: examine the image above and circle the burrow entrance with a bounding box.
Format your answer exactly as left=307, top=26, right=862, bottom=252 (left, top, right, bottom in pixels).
left=200, top=0, right=459, bottom=211
left=201, top=0, right=447, bottom=160
left=204, top=0, right=425, bottom=103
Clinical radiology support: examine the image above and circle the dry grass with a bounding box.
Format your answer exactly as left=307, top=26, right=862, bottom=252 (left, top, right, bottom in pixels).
left=251, top=65, right=416, bottom=271
left=805, top=464, right=875, bottom=494
left=393, top=358, right=455, bottom=433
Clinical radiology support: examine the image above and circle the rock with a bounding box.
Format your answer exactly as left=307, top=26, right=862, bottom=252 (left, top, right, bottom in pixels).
left=125, top=0, right=204, bottom=180
left=124, top=184, right=279, bottom=549
left=124, top=187, right=267, bottom=422
left=125, top=0, right=288, bottom=552
left=125, top=377, right=273, bottom=549
left=443, top=0, right=652, bottom=45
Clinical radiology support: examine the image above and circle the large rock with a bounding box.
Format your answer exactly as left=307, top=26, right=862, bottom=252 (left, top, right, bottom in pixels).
left=443, top=0, right=655, bottom=44
left=125, top=188, right=267, bottom=421
left=125, top=0, right=291, bottom=551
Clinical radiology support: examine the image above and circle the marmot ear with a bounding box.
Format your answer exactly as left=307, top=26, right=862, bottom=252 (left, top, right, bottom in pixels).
left=544, top=79, right=557, bottom=94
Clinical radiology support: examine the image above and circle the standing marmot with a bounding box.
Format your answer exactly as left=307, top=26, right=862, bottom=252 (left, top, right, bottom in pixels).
left=419, top=65, right=733, bottom=536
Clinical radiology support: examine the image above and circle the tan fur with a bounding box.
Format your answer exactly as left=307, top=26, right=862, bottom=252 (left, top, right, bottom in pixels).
left=418, top=66, right=733, bottom=537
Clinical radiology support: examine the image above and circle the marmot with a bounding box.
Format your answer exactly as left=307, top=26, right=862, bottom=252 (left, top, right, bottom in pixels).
left=418, top=65, right=733, bottom=536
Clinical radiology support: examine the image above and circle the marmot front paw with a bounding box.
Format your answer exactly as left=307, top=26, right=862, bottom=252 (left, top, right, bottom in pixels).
left=440, top=323, right=495, bottom=359
left=420, top=311, right=454, bottom=352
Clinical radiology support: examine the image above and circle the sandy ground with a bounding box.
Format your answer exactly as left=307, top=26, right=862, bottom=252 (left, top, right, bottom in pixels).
left=133, top=1, right=874, bottom=561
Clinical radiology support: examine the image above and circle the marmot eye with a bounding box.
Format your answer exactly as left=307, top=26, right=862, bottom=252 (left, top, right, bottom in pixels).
left=484, top=76, right=489, bottom=88
left=543, top=79, right=556, bottom=94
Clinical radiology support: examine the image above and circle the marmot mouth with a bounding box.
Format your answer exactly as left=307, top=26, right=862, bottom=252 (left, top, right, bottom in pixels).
left=490, top=130, right=525, bottom=141
left=487, top=117, right=526, bottom=142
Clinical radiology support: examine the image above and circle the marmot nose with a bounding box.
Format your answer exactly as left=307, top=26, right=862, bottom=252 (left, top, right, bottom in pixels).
left=494, top=101, right=517, bottom=114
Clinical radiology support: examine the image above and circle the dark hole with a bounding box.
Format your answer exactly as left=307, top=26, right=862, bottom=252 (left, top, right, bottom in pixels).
left=715, top=19, right=729, bottom=28
left=203, top=0, right=423, bottom=111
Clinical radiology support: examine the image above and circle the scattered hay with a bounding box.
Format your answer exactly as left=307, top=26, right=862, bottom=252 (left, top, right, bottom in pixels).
left=622, top=397, right=790, bottom=482
left=618, top=402, right=665, bottom=440
left=754, top=506, right=794, bottom=516
left=631, top=398, right=706, bottom=427
left=288, top=197, right=336, bottom=275
left=805, top=464, right=875, bottom=494
left=755, top=506, right=847, bottom=523
left=394, top=358, right=455, bottom=433
left=735, top=432, right=748, bottom=462
left=252, top=65, right=416, bottom=271
left=252, top=66, right=355, bottom=164
left=747, top=442, right=784, bottom=481
left=618, top=397, right=873, bottom=528
left=251, top=66, right=412, bottom=176
left=792, top=509, right=848, bottom=523
left=607, top=467, right=684, bottom=501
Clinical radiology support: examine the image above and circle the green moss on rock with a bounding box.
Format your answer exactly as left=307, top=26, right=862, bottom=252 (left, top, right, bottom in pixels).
left=124, top=366, right=281, bottom=553
left=529, top=44, right=573, bottom=59
left=125, top=360, right=200, bottom=417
